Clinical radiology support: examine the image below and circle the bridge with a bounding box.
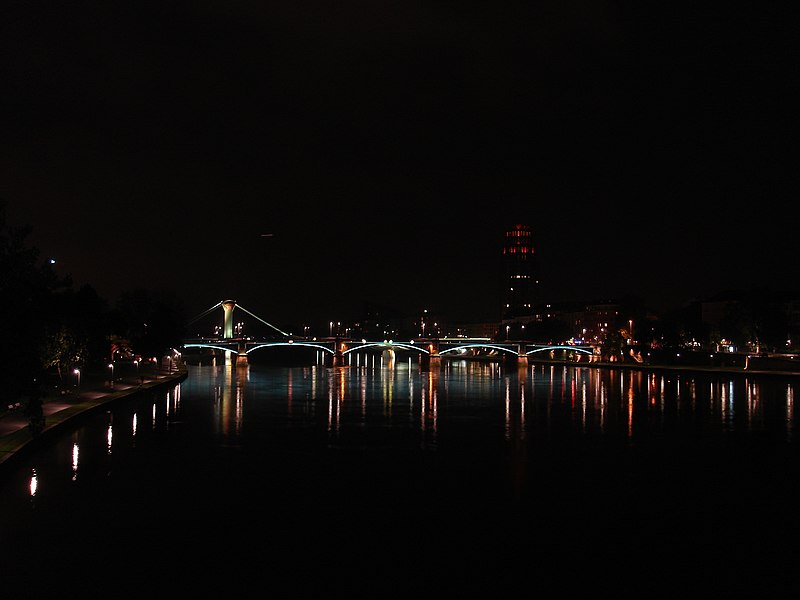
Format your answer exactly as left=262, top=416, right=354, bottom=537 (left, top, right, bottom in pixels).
left=181, top=300, right=598, bottom=367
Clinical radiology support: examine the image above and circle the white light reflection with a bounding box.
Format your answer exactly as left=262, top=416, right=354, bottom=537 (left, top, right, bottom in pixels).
left=360, top=371, right=366, bottom=419
left=746, top=380, right=758, bottom=430
left=107, top=422, right=113, bottom=455
left=594, top=371, right=603, bottom=432
left=408, top=373, right=415, bottom=424
left=429, top=370, right=438, bottom=436
left=72, top=442, right=79, bottom=480
left=132, top=413, right=138, bottom=437
left=29, top=469, right=38, bottom=497
left=787, top=384, right=794, bottom=441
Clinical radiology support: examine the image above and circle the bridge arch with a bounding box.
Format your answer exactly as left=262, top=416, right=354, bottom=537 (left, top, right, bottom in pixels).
left=438, top=343, right=520, bottom=357
left=525, top=345, right=593, bottom=356
left=342, top=342, right=430, bottom=356
left=245, top=342, right=335, bottom=356
left=183, top=343, right=240, bottom=355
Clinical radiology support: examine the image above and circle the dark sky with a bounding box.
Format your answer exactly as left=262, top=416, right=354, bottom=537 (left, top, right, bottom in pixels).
left=2, top=2, right=796, bottom=330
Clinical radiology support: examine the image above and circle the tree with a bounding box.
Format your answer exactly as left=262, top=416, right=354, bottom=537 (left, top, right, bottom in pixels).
left=40, top=324, right=88, bottom=391
left=0, top=200, right=68, bottom=401
left=110, top=288, right=187, bottom=359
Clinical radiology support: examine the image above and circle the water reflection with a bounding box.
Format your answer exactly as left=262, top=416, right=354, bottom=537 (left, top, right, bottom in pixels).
left=8, top=364, right=800, bottom=513
left=72, top=442, right=79, bottom=481
left=4, top=362, right=800, bottom=597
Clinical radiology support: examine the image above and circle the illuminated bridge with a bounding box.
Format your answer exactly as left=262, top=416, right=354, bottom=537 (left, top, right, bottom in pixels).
left=181, top=300, right=598, bottom=367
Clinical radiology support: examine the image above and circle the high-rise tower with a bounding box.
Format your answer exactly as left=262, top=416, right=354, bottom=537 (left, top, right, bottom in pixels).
left=502, top=224, right=537, bottom=320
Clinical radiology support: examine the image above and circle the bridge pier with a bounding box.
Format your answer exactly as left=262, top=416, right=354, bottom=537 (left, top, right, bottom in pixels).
left=429, top=341, right=440, bottom=369
left=516, top=344, right=528, bottom=367
left=236, top=341, right=249, bottom=366
left=419, top=341, right=440, bottom=371
left=333, top=339, right=345, bottom=367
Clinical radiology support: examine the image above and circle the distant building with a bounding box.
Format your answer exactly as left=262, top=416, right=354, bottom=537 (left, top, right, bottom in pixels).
left=546, top=299, right=623, bottom=344
left=445, top=320, right=498, bottom=339
left=501, top=223, right=538, bottom=320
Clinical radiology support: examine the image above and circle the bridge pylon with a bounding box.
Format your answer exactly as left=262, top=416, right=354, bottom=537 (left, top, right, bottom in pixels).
left=222, top=300, right=236, bottom=339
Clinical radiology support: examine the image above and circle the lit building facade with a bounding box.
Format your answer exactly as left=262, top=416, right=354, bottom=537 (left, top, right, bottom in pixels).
left=502, top=223, right=538, bottom=320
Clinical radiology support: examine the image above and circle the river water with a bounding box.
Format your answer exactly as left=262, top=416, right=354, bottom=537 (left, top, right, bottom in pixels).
left=1, top=359, right=799, bottom=596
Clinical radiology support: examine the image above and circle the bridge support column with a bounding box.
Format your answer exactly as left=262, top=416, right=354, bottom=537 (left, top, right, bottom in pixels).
left=428, top=341, right=440, bottom=369
left=419, top=341, right=440, bottom=371
left=381, top=348, right=395, bottom=369
left=516, top=344, right=528, bottom=367
left=333, top=339, right=345, bottom=367
left=236, top=341, right=249, bottom=366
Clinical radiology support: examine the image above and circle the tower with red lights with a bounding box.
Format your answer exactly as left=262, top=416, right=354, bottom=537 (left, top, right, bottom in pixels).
left=502, top=224, right=537, bottom=320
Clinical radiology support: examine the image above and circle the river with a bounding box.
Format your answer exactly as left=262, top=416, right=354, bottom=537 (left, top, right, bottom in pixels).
left=1, top=359, right=798, bottom=596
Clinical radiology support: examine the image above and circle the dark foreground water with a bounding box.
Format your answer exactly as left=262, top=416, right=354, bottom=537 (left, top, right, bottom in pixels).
left=1, top=360, right=799, bottom=597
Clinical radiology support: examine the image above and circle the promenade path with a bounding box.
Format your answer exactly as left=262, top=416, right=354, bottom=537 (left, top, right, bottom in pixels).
left=0, top=365, right=187, bottom=470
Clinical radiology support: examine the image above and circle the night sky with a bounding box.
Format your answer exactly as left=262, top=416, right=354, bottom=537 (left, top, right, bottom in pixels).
left=2, top=2, right=795, bottom=330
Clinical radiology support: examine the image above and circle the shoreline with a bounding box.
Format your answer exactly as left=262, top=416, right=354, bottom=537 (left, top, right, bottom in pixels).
left=0, top=366, right=188, bottom=472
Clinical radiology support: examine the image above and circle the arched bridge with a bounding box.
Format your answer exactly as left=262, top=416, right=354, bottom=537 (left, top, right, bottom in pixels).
left=181, top=299, right=598, bottom=366
left=182, top=337, right=596, bottom=366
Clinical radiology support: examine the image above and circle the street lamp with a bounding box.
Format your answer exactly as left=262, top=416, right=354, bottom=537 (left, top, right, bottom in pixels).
left=134, top=360, right=140, bottom=384
left=73, top=368, right=80, bottom=392
left=108, top=363, right=114, bottom=387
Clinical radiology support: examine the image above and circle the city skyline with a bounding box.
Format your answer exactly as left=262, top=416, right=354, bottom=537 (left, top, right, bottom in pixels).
left=2, top=3, right=795, bottom=328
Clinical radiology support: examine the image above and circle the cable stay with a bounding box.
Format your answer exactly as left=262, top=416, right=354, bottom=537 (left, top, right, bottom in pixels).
left=187, top=301, right=223, bottom=325
left=236, top=304, right=290, bottom=337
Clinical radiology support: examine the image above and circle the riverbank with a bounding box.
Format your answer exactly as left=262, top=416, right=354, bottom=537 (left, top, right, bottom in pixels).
left=0, top=365, right=187, bottom=472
